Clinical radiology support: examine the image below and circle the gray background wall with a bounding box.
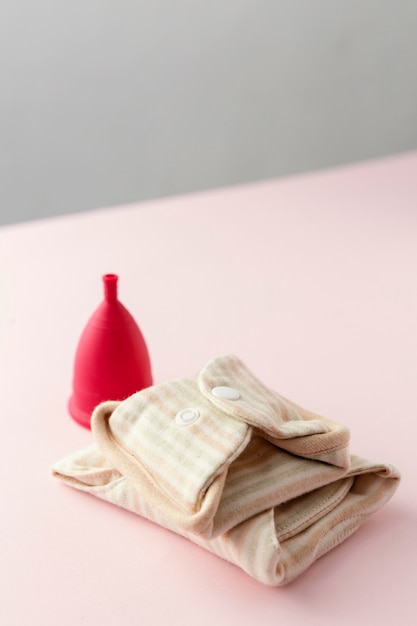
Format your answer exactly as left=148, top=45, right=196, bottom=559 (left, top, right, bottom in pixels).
left=1, top=1, right=416, bottom=226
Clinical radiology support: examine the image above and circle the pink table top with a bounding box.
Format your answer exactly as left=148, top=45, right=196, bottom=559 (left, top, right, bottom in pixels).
left=1, top=153, right=416, bottom=625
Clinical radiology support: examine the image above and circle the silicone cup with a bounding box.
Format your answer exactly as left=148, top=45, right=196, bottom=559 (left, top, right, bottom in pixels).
left=68, top=274, right=153, bottom=428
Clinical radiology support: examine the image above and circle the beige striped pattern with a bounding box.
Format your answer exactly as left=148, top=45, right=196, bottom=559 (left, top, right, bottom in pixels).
left=52, top=355, right=400, bottom=585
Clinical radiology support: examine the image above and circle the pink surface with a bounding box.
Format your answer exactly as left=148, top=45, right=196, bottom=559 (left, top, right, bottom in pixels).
left=0, top=153, right=416, bottom=625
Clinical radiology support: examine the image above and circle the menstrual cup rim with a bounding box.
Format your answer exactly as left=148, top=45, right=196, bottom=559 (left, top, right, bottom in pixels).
left=68, top=395, right=93, bottom=430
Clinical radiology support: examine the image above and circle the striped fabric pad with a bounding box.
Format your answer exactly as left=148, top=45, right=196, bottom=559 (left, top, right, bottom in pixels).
left=52, top=355, right=400, bottom=585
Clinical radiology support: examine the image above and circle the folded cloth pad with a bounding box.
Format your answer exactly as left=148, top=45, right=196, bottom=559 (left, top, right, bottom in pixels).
left=53, top=355, right=400, bottom=585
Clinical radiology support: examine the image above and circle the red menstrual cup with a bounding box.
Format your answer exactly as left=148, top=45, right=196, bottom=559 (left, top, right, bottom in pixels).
left=68, top=274, right=153, bottom=428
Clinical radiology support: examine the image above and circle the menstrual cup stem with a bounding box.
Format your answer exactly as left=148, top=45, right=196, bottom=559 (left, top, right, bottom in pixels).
left=103, top=273, right=118, bottom=301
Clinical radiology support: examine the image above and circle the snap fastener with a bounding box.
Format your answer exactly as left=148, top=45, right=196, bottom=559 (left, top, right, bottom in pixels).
left=211, top=386, right=241, bottom=400
left=175, top=408, right=200, bottom=426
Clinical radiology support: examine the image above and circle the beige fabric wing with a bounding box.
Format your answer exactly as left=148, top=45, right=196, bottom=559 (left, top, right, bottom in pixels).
left=53, top=355, right=400, bottom=586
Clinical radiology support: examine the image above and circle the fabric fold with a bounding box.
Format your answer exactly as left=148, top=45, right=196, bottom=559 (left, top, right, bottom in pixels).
left=53, top=354, right=400, bottom=585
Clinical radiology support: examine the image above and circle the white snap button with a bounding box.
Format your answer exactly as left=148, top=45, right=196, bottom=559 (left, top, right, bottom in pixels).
left=211, top=386, right=241, bottom=400
left=175, top=408, right=200, bottom=426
